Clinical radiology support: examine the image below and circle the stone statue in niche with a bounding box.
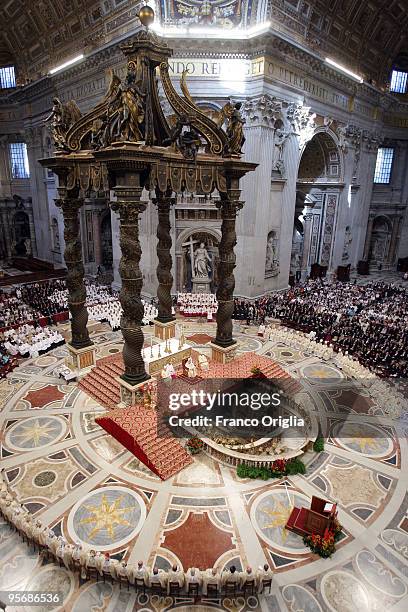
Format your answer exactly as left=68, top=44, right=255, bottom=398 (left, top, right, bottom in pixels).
left=265, top=231, right=279, bottom=277
left=342, top=225, right=353, bottom=262
left=194, top=243, right=211, bottom=278
left=272, top=128, right=289, bottom=175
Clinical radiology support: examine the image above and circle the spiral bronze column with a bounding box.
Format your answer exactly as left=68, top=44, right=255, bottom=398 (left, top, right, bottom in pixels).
left=110, top=186, right=150, bottom=385
left=214, top=189, right=243, bottom=348
left=153, top=188, right=175, bottom=323
left=55, top=197, right=92, bottom=349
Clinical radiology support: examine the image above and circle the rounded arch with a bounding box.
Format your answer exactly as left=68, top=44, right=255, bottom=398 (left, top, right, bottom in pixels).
left=176, top=226, right=221, bottom=292
left=369, top=215, right=393, bottom=264
left=298, top=129, right=343, bottom=183
left=175, top=226, right=222, bottom=252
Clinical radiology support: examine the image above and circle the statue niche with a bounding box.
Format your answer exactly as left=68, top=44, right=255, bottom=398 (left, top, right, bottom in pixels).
left=265, top=230, right=279, bottom=278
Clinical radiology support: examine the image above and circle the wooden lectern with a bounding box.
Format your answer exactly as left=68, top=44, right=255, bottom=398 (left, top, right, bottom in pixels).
left=285, top=496, right=337, bottom=538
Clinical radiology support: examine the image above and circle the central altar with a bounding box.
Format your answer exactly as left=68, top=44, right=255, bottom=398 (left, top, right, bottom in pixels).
left=142, top=338, right=191, bottom=375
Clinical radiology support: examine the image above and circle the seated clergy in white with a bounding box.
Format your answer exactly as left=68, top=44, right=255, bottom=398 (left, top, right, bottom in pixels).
left=240, top=566, right=256, bottom=588
left=62, top=543, right=74, bottom=570
left=185, top=567, right=202, bottom=589
left=117, top=560, right=130, bottom=581
left=130, top=560, right=149, bottom=585
left=148, top=567, right=168, bottom=589
left=221, top=565, right=240, bottom=586
left=185, top=356, right=197, bottom=378
left=198, top=352, right=209, bottom=371
left=167, top=563, right=185, bottom=593
left=256, top=563, right=274, bottom=593
left=202, top=567, right=221, bottom=596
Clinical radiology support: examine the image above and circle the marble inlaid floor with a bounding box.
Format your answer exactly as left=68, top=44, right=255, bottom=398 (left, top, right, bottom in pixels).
left=0, top=320, right=407, bottom=612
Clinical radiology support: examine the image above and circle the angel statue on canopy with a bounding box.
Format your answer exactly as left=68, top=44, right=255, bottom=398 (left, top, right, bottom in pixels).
left=44, top=98, right=81, bottom=150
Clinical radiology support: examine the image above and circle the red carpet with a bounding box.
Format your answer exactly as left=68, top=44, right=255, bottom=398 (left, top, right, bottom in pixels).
left=96, top=405, right=193, bottom=480
left=79, top=354, right=123, bottom=408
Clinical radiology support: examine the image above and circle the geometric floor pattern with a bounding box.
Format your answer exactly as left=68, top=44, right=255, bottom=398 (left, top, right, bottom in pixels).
left=0, top=320, right=407, bottom=611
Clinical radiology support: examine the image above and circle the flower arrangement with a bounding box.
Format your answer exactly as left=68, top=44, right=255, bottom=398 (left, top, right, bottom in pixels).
left=187, top=437, right=204, bottom=455
left=313, top=437, right=325, bottom=452
left=303, top=522, right=343, bottom=558
left=237, top=457, right=306, bottom=480
left=250, top=366, right=266, bottom=378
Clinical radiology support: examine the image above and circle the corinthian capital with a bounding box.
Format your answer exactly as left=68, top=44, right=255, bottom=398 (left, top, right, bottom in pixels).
left=242, top=95, right=284, bottom=127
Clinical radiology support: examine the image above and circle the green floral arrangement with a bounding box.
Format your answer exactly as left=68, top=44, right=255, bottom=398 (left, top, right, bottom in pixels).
left=237, top=457, right=306, bottom=480
left=313, top=437, right=325, bottom=452
left=187, top=437, right=204, bottom=455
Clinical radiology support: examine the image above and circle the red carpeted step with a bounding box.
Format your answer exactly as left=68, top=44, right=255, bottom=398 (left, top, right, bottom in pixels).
left=96, top=405, right=193, bottom=480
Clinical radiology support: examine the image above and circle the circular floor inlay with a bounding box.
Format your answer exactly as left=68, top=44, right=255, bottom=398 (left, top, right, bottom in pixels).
left=34, top=470, right=57, bottom=487
left=68, top=486, right=146, bottom=550
left=251, top=489, right=309, bottom=552
left=5, top=416, right=66, bottom=451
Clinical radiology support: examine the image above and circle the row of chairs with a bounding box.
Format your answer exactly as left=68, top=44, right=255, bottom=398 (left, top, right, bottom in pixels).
left=4, top=513, right=272, bottom=600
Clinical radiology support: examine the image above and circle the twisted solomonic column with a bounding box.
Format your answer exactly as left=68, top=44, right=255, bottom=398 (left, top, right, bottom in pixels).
left=153, top=189, right=176, bottom=323
left=55, top=198, right=92, bottom=349
left=110, top=188, right=150, bottom=385
left=214, top=191, right=244, bottom=348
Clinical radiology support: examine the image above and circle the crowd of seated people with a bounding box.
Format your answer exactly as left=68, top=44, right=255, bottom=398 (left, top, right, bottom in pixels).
left=233, top=280, right=408, bottom=377
left=50, top=284, right=159, bottom=330
left=0, top=292, right=42, bottom=329
left=20, top=279, right=68, bottom=318
left=2, top=324, right=65, bottom=359
left=0, top=344, right=18, bottom=379
left=177, top=292, right=217, bottom=320
left=0, top=471, right=272, bottom=596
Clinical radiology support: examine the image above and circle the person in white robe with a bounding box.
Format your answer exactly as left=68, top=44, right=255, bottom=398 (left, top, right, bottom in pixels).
left=256, top=563, right=274, bottom=593
left=148, top=567, right=168, bottom=589
left=221, top=565, right=240, bottom=586
left=240, top=566, right=256, bottom=588
left=198, top=353, right=209, bottom=371
left=185, top=356, right=197, bottom=378
left=202, top=568, right=221, bottom=596
left=167, top=564, right=185, bottom=593
left=130, top=560, right=149, bottom=585
left=185, top=567, right=202, bottom=590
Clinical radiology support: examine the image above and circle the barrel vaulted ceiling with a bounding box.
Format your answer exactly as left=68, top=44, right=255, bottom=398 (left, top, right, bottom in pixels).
left=0, top=0, right=407, bottom=86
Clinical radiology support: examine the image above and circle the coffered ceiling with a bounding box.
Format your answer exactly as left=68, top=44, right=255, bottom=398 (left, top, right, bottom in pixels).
left=0, top=0, right=406, bottom=86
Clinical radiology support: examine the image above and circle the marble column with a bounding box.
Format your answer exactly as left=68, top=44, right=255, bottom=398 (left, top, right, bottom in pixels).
left=55, top=196, right=92, bottom=350
left=214, top=187, right=243, bottom=349
left=301, top=213, right=313, bottom=276
left=153, top=188, right=175, bottom=323
left=0, top=208, right=12, bottom=258
left=363, top=216, right=374, bottom=260
left=27, top=209, right=38, bottom=258
left=110, top=178, right=150, bottom=387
